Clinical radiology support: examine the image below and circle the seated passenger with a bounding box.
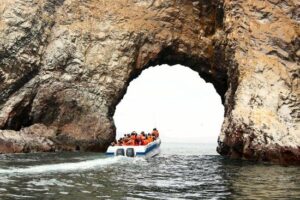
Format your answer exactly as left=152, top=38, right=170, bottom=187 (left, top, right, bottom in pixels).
left=152, top=128, right=159, bottom=138
left=136, top=135, right=142, bottom=145
left=123, top=137, right=130, bottom=145
left=130, top=132, right=137, bottom=141
left=140, top=132, right=146, bottom=140
left=117, top=138, right=123, bottom=146
left=126, top=139, right=135, bottom=146
left=150, top=133, right=156, bottom=140
left=142, top=136, right=149, bottom=145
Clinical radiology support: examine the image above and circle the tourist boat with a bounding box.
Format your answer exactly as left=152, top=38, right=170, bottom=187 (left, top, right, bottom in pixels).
left=106, top=138, right=161, bottom=158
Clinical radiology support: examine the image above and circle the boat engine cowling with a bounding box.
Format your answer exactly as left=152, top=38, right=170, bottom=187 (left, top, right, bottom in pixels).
left=126, top=148, right=135, bottom=157
left=116, top=148, right=125, bottom=156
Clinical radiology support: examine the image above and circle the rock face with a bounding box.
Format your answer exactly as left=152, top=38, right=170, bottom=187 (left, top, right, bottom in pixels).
left=0, top=0, right=299, bottom=164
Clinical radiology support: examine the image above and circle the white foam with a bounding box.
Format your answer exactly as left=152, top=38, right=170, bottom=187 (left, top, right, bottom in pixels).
left=0, top=157, right=121, bottom=175
left=28, top=178, right=74, bottom=187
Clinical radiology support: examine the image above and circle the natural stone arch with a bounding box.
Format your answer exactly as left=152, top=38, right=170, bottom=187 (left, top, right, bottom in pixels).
left=0, top=0, right=299, bottom=164
left=110, top=44, right=228, bottom=116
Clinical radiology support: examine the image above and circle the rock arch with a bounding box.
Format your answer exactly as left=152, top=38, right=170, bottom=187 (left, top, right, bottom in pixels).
left=0, top=0, right=299, bottom=164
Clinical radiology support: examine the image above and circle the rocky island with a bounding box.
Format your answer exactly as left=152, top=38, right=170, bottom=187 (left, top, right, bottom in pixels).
left=0, top=0, right=299, bottom=164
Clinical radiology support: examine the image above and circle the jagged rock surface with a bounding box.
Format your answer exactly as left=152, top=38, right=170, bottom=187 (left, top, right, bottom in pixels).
left=0, top=0, right=299, bottom=164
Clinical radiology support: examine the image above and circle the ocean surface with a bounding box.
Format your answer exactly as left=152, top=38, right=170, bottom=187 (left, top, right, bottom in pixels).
left=0, top=142, right=299, bottom=199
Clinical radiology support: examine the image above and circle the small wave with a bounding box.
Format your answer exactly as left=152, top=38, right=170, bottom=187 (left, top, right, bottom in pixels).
left=0, top=157, right=122, bottom=175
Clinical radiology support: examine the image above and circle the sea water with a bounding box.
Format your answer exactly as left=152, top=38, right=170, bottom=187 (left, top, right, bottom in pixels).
left=0, top=143, right=299, bottom=199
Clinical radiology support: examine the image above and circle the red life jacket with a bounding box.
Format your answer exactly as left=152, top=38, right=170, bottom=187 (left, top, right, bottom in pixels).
left=142, top=139, right=149, bottom=145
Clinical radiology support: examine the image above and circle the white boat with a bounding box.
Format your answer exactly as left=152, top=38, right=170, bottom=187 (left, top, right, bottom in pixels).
left=106, top=138, right=161, bottom=158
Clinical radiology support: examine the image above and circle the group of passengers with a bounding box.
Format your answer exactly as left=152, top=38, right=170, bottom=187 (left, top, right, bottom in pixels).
left=111, top=128, right=159, bottom=146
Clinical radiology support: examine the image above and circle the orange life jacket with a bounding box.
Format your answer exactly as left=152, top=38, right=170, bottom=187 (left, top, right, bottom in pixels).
left=148, top=136, right=153, bottom=143
left=127, top=139, right=135, bottom=146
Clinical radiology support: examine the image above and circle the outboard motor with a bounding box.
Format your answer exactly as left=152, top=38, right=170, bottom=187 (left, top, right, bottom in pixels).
left=126, top=148, right=135, bottom=157
left=116, top=148, right=125, bottom=156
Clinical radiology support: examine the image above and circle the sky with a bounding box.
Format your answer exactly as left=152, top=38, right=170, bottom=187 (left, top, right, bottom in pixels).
left=113, top=64, right=224, bottom=144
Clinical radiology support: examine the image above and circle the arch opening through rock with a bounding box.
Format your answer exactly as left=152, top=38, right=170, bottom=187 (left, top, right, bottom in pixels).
left=108, top=44, right=230, bottom=123
left=113, top=64, right=225, bottom=144
left=107, top=44, right=230, bottom=148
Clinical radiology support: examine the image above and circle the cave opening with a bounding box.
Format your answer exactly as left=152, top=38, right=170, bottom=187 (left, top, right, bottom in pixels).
left=113, top=64, right=224, bottom=145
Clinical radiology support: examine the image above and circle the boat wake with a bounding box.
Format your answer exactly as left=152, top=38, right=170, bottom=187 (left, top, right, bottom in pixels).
left=0, top=156, right=124, bottom=175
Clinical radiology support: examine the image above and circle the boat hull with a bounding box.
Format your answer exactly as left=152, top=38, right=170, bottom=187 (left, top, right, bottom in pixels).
left=106, top=139, right=161, bottom=158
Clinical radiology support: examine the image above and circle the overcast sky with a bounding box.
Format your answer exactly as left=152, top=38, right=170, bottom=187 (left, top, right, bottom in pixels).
left=113, top=64, right=224, bottom=144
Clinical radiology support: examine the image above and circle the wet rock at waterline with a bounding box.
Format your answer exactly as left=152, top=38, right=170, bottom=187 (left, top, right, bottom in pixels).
left=0, top=0, right=299, bottom=164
